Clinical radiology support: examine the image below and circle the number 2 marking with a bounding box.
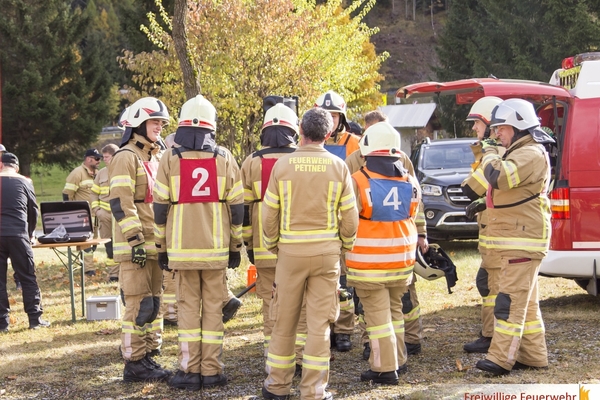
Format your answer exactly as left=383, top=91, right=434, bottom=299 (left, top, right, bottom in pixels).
left=192, top=167, right=210, bottom=196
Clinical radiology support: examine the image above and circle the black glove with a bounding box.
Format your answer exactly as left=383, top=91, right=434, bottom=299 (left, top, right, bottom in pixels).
left=228, top=251, right=241, bottom=269
left=247, top=249, right=255, bottom=264
left=465, top=198, right=486, bottom=220
left=131, top=244, right=147, bottom=268
left=158, top=252, right=171, bottom=272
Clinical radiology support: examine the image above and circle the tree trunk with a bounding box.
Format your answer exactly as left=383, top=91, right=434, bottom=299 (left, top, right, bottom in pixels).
left=173, top=0, right=201, bottom=100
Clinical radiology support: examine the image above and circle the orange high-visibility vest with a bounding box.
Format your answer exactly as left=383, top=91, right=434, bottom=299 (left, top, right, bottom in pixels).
left=346, top=167, right=418, bottom=283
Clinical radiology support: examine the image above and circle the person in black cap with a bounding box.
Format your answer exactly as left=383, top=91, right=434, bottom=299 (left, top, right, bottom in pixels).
left=348, top=121, right=363, bottom=137
left=0, top=153, right=50, bottom=331
left=63, top=149, right=101, bottom=202
left=62, top=148, right=101, bottom=276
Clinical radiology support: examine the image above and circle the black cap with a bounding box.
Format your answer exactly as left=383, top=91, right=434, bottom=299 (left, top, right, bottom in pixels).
left=1, top=152, right=19, bottom=166
left=348, top=121, right=363, bottom=136
left=84, top=149, right=101, bottom=160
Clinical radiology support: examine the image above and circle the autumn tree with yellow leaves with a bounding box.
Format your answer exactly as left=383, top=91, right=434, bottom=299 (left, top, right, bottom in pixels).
left=120, top=0, right=388, bottom=160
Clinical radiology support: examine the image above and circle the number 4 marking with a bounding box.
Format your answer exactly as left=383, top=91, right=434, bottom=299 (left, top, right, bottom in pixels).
left=192, top=167, right=210, bottom=196
left=383, top=187, right=402, bottom=210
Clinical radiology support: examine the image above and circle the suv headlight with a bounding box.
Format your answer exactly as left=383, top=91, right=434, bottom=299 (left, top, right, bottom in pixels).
left=421, top=184, right=442, bottom=196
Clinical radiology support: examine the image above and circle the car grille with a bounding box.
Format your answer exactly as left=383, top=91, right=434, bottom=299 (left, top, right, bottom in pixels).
left=446, top=185, right=471, bottom=207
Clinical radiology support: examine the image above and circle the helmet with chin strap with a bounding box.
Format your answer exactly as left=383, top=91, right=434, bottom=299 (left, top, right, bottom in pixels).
left=314, top=90, right=351, bottom=132
left=490, top=98, right=554, bottom=144
left=119, top=97, right=170, bottom=146
left=466, top=96, right=503, bottom=125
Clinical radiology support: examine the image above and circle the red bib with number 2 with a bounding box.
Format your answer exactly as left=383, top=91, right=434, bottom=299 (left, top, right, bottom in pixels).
left=178, top=158, right=219, bottom=203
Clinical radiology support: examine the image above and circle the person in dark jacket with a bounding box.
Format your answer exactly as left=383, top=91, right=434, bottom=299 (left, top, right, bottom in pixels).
left=0, top=152, right=49, bottom=332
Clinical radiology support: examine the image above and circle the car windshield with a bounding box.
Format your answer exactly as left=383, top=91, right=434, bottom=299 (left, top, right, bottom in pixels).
left=421, top=142, right=475, bottom=170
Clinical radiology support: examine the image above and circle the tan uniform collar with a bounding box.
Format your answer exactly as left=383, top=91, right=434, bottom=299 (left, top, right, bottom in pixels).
left=298, top=143, right=327, bottom=152
left=132, top=133, right=160, bottom=156
left=82, top=163, right=96, bottom=178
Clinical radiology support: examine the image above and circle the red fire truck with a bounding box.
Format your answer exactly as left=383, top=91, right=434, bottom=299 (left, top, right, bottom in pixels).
left=396, top=52, right=600, bottom=296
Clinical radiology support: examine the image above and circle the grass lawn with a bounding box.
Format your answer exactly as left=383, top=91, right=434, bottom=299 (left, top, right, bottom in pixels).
left=9, top=165, right=600, bottom=397
left=30, top=164, right=70, bottom=204
left=0, top=241, right=599, bottom=399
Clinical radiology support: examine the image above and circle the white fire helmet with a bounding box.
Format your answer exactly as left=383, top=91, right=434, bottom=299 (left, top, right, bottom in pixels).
left=466, top=96, right=503, bottom=125
left=414, top=243, right=446, bottom=281
left=127, top=97, right=170, bottom=128
left=117, top=107, right=130, bottom=131
left=490, top=98, right=540, bottom=131
left=261, top=103, right=298, bottom=133
left=178, top=95, right=217, bottom=130
left=359, top=121, right=401, bottom=157
left=314, top=90, right=347, bottom=116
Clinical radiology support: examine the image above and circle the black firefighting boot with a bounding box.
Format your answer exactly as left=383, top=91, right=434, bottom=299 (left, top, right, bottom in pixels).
left=463, top=336, right=492, bottom=353
left=335, top=333, right=352, bottom=352
left=262, top=386, right=290, bottom=400
left=397, top=363, right=408, bottom=375
left=202, top=373, right=227, bottom=388
left=222, top=297, right=242, bottom=323
left=406, top=342, right=422, bottom=355
left=362, top=343, right=371, bottom=360
left=123, top=357, right=171, bottom=383
left=475, top=359, right=510, bottom=376
left=168, top=369, right=201, bottom=391
left=360, top=369, right=399, bottom=385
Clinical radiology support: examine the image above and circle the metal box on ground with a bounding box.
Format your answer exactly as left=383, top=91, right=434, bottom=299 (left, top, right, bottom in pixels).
left=86, top=295, right=122, bottom=321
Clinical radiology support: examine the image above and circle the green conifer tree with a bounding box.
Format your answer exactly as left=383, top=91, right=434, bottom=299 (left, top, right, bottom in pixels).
left=0, top=0, right=114, bottom=175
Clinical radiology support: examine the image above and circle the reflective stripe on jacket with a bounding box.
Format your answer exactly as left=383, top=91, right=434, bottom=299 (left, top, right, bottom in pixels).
left=108, top=134, right=160, bottom=261
left=347, top=167, right=419, bottom=286
left=261, top=143, right=358, bottom=256
left=153, top=146, right=243, bottom=270
left=91, top=167, right=110, bottom=214
left=240, top=146, right=296, bottom=267
left=63, top=164, right=95, bottom=202
left=462, top=143, right=505, bottom=255
left=480, top=135, right=551, bottom=259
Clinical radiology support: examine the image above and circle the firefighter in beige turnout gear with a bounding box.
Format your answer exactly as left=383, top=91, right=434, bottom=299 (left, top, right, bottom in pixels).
left=475, top=98, right=553, bottom=376
left=63, top=148, right=101, bottom=202
left=314, top=90, right=359, bottom=353
left=159, top=133, right=242, bottom=328
left=153, top=95, right=244, bottom=390
left=347, top=122, right=421, bottom=385
left=109, top=97, right=171, bottom=382
left=64, top=148, right=101, bottom=276
left=346, top=110, right=427, bottom=361
left=261, top=108, right=358, bottom=400
left=241, top=103, right=298, bottom=356
left=461, top=96, right=504, bottom=353
left=91, top=144, right=119, bottom=282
